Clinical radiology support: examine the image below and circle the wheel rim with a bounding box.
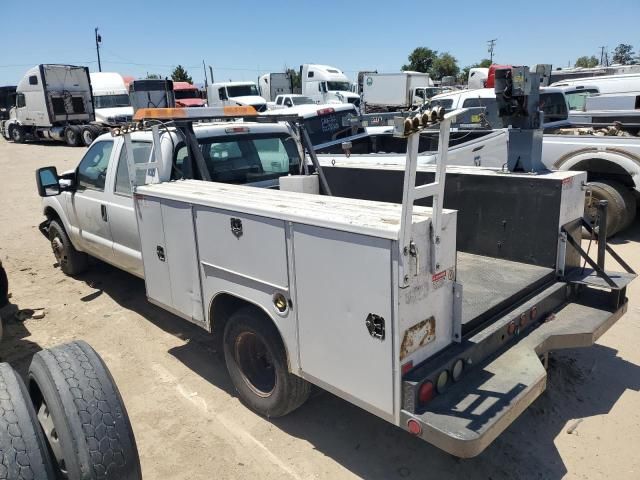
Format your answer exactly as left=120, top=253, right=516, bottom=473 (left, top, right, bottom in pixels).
left=65, top=129, right=75, bottom=144
left=234, top=332, right=276, bottom=397
left=11, top=128, right=20, bottom=141
left=37, top=401, right=68, bottom=477
left=82, top=129, right=93, bottom=145
left=51, top=235, right=67, bottom=267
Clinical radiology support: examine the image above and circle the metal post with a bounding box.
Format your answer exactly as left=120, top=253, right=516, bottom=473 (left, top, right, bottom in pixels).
left=300, top=125, right=332, bottom=196
left=95, top=28, right=102, bottom=72
left=597, top=200, right=608, bottom=269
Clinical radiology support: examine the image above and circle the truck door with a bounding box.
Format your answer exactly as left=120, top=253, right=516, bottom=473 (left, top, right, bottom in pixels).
left=69, top=140, right=115, bottom=261
left=106, top=139, right=154, bottom=276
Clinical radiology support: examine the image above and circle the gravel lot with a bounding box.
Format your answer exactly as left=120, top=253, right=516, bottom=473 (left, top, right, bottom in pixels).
left=0, top=138, right=639, bottom=479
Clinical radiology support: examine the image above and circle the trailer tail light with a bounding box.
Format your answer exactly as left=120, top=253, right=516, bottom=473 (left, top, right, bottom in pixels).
left=452, top=359, right=464, bottom=382
left=418, top=381, right=435, bottom=404
left=317, top=107, right=335, bottom=115
left=225, top=127, right=250, bottom=133
left=401, top=361, right=414, bottom=376
left=436, top=370, right=449, bottom=393
left=407, top=419, right=422, bottom=436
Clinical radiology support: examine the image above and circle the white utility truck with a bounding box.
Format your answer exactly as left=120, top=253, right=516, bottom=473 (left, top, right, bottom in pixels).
left=207, top=81, right=267, bottom=112
left=300, top=64, right=360, bottom=107
left=258, top=73, right=293, bottom=102
left=362, top=72, right=433, bottom=112
left=1, top=64, right=104, bottom=147
left=35, top=104, right=634, bottom=458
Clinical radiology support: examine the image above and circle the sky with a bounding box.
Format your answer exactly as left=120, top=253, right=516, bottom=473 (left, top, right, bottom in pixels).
left=1, top=0, right=638, bottom=85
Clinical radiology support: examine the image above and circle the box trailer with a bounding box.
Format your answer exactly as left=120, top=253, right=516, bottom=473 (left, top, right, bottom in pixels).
left=363, top=72, right=433, bottom=112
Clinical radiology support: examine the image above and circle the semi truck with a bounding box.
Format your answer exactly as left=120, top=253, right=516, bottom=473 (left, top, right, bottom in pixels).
left=207, top=81, right=267, bottom=112
left=34, top=102, right=634, bottom=458
left=173, top=81, right=206, bottom=107
left=258, top=72, right=293, bottom=102
left=1, top=64, right=103, bottom=147
left=0, top=85, right=16, bottom=121
left=362, top=72, right=433, bottom=112
left=300, top=64, right=360, bottom=107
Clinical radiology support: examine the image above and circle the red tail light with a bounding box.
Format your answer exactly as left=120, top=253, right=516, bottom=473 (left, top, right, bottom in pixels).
left=317, top=107, right=335, bottom=115
left=407, top=419, right=422, bottom=436
left=401, top=361, right=414, bottom=376
left=418, top=381, right=435, bottom=404
left=225, top=127, right=250, bottom=133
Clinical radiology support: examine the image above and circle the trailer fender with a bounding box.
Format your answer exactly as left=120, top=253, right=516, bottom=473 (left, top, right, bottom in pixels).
left=552, top=149, right=640, bottom=192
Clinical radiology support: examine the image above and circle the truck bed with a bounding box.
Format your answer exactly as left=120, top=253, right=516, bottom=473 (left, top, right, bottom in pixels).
left=457, top=252, right=555, bottom=335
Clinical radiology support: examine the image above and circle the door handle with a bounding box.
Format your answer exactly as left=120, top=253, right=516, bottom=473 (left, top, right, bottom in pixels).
left=100, top=204, right=108, bottom=222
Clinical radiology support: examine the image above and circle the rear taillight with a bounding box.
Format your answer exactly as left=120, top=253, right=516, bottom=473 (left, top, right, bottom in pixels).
left=317, top=107, right=335, bottom=115
left=225, top=126, right=250, bottom=133
left=418, top=381, right=435, bottom=404
left=407, top=419, right=422, bottom=436
left=401, top=361, right=414, bottom=376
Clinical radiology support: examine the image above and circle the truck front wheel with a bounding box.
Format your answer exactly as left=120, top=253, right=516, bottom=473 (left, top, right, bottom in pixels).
left=9, top=124, right=25, bottom=143
left=48, top=220, right=88, bottom=276
left=224, top=307, right=311, bottom=417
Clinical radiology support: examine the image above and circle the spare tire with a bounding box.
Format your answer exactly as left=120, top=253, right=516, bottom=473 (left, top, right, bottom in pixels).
left=28, top=341, right=141, bottom=480
left=0, top=363, right=56, bottom=480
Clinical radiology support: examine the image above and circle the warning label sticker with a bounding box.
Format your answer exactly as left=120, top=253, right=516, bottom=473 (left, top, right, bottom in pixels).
left=432, top=270, right=447, bottom=289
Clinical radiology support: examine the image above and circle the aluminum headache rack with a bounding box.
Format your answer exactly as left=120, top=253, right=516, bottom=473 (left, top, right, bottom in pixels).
left=113, top=106, right=333, bottom=194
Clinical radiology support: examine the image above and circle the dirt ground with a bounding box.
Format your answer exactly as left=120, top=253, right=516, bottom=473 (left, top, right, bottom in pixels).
left=0, top=138, right=639, bottom=480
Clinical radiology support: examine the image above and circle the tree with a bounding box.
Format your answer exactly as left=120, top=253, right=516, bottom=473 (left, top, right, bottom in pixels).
left=402, top=47, right=439, bottom=74
left=574, top=56, right=599, bottom=68
left=284, top=67, right=301, bottom=89
left=146, top=73, right=161, bottom=79
left=612, top=44, right=635, bottom=65
left=171, top=65, right=193, bottom=84
left=432, top=52, right=459, bottom=79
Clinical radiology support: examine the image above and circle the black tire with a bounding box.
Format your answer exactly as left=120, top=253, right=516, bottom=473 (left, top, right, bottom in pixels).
left=603, top=180, right=637, bottom=231
left=0, top=260, right=8, bottom=309
left=28, top=341, right=141, bottom=480
left=584, top=181, right=626, bottom=237
left=223, top=307, right=311, bottom=418
left=64, top=127, right=81, bottom=147
left=0, top=363, right=56, bottom=480
left=9, top=126, right=25, bottom=144
left=81, top=126, right=96, bottom=147
left=48, top=220, right=88, bottom=276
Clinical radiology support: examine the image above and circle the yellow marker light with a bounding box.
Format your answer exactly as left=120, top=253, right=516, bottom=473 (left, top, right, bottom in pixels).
left=133, top=108, right=188, bottom=121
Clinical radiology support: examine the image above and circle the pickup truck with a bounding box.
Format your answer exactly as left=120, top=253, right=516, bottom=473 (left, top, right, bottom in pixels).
left=35, top=107, right=634, bottom=458
left=267, top=94, right=315, bottom=110
left=37, top=120, right=302, bottom=278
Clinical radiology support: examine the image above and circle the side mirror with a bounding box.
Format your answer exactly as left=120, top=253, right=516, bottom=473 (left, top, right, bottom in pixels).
left=36, top=166, right=61, bottom=197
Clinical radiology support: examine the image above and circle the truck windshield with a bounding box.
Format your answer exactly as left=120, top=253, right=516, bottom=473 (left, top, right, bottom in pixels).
left=94, top=94, right=130, bottom=109
left=326, top=81, right=351, bottom=91
left=564, top=89, right=598, bottom=111
left=174, top=133, right=301, bottom=185
left=174, top=89, right=200, bottom=100
left=226, top=85, right=259, bottom=97
left=293, top=96, right=316, bottom=105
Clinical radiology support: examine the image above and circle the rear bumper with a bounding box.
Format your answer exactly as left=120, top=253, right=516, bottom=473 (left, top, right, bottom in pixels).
left=401, top=295, right=628, bottom=458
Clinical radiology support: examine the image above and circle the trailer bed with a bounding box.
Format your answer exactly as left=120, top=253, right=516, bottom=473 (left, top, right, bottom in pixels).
left=456, top=252, right=555, bottom=335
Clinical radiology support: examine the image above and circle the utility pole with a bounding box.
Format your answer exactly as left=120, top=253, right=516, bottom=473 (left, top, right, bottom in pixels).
left=599, top=46, right=605, bottom=66
left=487, top=39, right=497, bottom=63
left=202, top=60, right=208, bottom=88
left=95, top=27, right=102, bottom=72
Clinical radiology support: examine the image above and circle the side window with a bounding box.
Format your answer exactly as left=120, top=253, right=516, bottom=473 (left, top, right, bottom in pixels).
left=77, top=141, right=114, bottom=191
left=284, top=98, right=292, bottom=107
left=16, top=93, right=25, bottom=108
left=114, top=141, right=153, bottom=196
left=218, top=88, right=227, bottom=100
left=276, top=97, right=283, bottom=105
left=308, top=71, right=314, bottom=78
left=29, top=75, right=38, bottom=86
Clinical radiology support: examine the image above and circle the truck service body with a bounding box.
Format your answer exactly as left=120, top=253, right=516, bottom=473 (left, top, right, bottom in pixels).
left=36, top=105, right=634, bottom=458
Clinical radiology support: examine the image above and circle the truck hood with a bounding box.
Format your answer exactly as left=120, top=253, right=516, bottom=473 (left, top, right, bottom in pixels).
left=94, top=106, right=134, bottom=123
left=230, top=95, right=267, bottom=107
left=175, top=98, right=206, bottom=107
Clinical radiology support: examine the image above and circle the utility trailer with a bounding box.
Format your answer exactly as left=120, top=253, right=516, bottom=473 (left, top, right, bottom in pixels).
left=90, top=100, right=636, bottom=458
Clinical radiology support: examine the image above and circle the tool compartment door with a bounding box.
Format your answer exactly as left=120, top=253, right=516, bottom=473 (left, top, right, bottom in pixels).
left=293, top=224, right=395, bottom=419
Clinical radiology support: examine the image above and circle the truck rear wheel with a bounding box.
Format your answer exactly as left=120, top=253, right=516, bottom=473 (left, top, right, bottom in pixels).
left=28, top=341, right=142, bottom=480
left=607, top=181, right=637, bottom=231
left=48, top=220, right=88, bottom=276
left=224, top=307, right=311, bottom=418
left=64, top=126, right=81, bottom=147
left=585, top=181, right=626, bottom=236
left=81, top=126, right=97, bottom=146
left=0, top=363, right=56, bottom=480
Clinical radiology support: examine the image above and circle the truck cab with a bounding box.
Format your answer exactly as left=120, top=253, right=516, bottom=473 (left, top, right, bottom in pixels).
left=207, top=82, right=267, bottom=112
left=38, top=118, right=302, bottom=277
left=90, top=72, right=133, bottom=126
left=300, top=64, right=360, bottom=108
left=173, top=81, right=206, bottom=107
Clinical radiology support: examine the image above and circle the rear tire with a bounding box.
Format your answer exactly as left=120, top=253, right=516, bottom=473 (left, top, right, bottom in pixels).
left=48, top=220, right=88, bottom=276
left=584, top=181, right=626, bottom=237
left=28, top=341, right=142, bottom=480
left=224, top=307, right=311, bottom=418
left=81, top=126, right=97, bottom=147
left=606, top=181, right=637, bottom=231
left=64, top=126, right=81, bottom=147
left=0, top=363, right=56, bottom=480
